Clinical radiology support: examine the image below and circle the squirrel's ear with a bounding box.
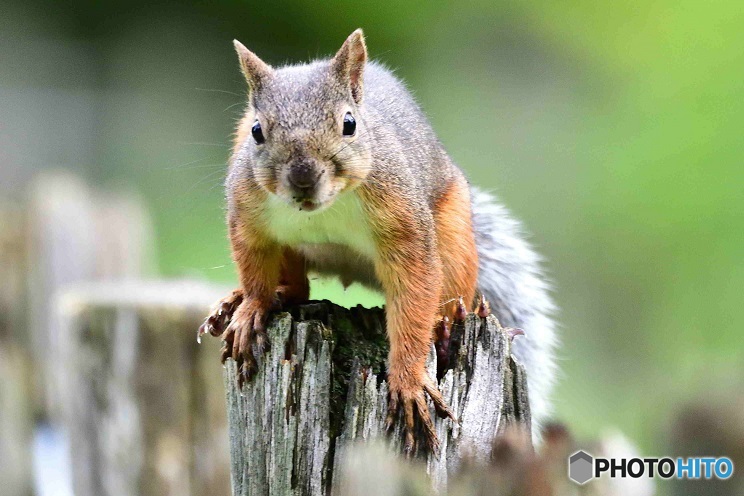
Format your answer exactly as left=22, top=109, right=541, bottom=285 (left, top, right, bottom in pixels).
left=332, top=29, right=367, bottom=104
left=233, top=40, right=272, bottom=91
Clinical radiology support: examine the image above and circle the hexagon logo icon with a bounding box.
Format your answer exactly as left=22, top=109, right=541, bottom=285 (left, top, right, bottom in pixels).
left=568, top=450, right=594, bottom=485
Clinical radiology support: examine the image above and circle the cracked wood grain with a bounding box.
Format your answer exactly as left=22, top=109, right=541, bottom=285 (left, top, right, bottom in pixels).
left=224, top=301, right=531, bottom=495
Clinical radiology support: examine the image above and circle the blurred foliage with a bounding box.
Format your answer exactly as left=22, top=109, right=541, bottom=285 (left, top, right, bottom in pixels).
left=2, top=0, right=742, bottom=462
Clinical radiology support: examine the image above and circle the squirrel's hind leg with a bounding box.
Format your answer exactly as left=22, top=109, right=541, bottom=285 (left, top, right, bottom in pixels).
left=432, top=176, right=479, bottom=374
left=433, top=175, right=479, bottom=319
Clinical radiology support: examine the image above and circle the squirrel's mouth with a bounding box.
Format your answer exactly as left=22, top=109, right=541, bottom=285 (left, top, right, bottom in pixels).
left=275, top=176, right=338, bottom=213
left=299, top=200, right=319, bottom=212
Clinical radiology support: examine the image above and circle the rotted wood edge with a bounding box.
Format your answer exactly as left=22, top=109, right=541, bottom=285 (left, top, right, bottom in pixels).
left=223, top=300, right=531, bottom=495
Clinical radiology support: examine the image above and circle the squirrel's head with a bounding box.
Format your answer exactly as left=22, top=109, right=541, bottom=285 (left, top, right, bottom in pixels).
left=231, top=29, right=372, bottom=212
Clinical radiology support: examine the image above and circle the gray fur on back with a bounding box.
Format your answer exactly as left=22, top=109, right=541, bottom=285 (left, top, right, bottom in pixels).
left=470, top=188, right=558, bottom=437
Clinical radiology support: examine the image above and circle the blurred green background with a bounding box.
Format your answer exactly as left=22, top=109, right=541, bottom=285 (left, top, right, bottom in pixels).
left=2, top=0, right=742, bottom=455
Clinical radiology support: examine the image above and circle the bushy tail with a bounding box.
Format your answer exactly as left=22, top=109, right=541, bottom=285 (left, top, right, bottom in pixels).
left=470, top=188, right=558, bottom=437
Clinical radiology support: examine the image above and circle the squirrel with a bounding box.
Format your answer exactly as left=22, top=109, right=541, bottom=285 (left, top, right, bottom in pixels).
left=199, top=29, right=557, bottom=452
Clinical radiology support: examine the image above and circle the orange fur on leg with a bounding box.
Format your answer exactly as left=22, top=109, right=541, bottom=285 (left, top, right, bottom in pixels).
left=229, top=212, right=281, bottom=311
left=433, top=175, right=479, bottom=319
left=359, top=180, right=455, bottom=453
left=358, top=182, right=442, bottom=391
left=223, top=187, right=284, bottom=383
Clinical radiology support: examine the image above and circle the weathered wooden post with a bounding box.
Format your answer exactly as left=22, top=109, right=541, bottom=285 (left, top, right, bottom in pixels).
left=0, top=172, right=158, bottom=494
left=223, top=301, right=531, bottom=494
left=0, top=202, right=34, bottom=496
left=27, top=171, right=156, bottom=418
left=56, top=281, right=233, bottom=496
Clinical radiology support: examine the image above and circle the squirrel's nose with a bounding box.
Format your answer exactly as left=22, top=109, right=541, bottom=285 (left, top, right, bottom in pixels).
left=287, top=164, right=320, bottom=190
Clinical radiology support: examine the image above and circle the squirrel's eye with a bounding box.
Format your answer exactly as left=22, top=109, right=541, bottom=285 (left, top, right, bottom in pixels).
left=342, top=112, right=356, bottom=137
left=251, top=121, right=265, bottom=144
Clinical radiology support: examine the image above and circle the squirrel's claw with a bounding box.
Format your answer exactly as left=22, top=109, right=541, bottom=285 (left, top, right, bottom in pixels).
left=198, top=289, right=244, bottom=343
left=403, top=399, right=416, bottom=457
left=228, top=305, right=271, bottom=388
left=414, top=393, right=441, bottom=457
left=384, top=391, right=399, bottom=433
left=423, top=380, right=456, bottom=423
left=435, top=297, right=469, bottom=377
left=435, top=316, right=451, bottom=377
left=435, top=317, right=451, bottom=354
left=219, top=341, right=232, bottom=364
left=237, top=357, right=261, bottom=388
left=231, top=327, right=270, bottom=388
left=505, top=327, right=525, bottom=341
left=454, top=296, right=468, bottom=323
left=386, top=380, right=454, bottom=458
left=477, top=295, right=491, bottom=318
left=203, top=290, right=271, bottom=388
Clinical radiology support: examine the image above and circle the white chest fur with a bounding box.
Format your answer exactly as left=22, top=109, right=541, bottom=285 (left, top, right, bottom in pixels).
left=263, top=192, right=377, bottom=261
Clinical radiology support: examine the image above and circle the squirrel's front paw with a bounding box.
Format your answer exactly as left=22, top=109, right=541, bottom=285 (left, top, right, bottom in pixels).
left=221, top=299, right=271, bottom=387
left=385, top=375, right=456, bottom=456
left=198, top=289, right=244, bottom=341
